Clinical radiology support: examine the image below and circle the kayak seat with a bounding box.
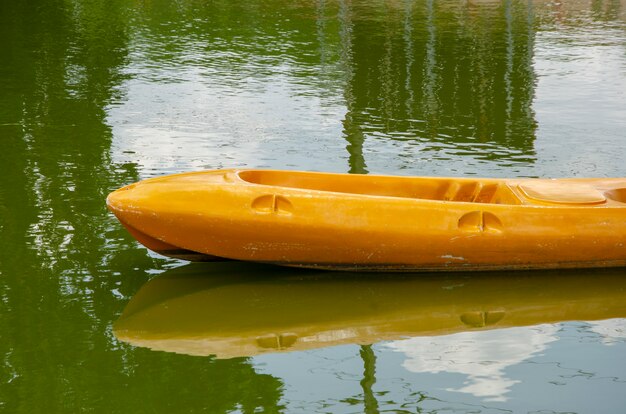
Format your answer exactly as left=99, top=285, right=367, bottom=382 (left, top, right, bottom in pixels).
left=518, top=181, right=606, bottom=205
left=442, top=182, right=499, bottom=203
left=605, top=188, right=626, bottom=203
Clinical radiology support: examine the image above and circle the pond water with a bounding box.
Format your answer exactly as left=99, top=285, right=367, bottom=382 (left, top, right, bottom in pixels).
left=1, top=0, right=626, bottom=412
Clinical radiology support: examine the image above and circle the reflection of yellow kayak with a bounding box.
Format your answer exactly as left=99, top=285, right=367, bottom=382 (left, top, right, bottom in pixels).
left=106, top=169, right=626, bottom=271
left=113, top=263, right=626, bottom=358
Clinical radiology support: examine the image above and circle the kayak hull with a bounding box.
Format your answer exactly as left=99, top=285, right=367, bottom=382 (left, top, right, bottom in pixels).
left=107, top=169, right=626, bottom=271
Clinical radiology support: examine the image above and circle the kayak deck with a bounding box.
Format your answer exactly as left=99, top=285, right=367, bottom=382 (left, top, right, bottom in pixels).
left=107, top=169, right=626, bottom=271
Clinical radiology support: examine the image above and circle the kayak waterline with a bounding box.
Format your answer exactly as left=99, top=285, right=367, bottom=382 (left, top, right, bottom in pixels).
left=106, top=169, right=626, bottom=271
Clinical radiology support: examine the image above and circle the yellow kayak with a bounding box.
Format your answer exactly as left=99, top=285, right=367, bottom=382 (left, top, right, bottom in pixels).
left=106, top=169, right=626, bottom=271
left=113, top=264, right=626, bottom=358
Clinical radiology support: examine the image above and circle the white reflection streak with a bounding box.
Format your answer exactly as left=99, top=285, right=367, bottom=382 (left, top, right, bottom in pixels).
left=589, top=319, right=626, bottom=346
left=387, top=325, right=559, bottom=402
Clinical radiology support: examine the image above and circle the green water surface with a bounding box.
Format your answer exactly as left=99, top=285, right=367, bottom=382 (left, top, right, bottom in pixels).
left=1, top=0, right=626, bottom=412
